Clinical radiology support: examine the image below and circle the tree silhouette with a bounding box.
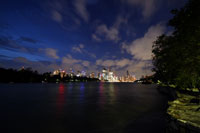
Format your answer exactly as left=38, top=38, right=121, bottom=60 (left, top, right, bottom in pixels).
left=152, top=0, right=200, bottom=91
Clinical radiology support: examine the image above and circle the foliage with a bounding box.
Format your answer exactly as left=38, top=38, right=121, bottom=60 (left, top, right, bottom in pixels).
left=152, top=0, right=200, bottom=90
left=0, top=67, right=42, bottom=83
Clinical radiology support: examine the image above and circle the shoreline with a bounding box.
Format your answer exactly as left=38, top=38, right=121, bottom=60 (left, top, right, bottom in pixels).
left=157, top=85, right=200, bottom=133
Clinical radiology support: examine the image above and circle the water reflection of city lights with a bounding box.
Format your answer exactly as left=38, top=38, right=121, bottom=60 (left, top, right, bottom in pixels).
left=99, top=82, right=105, bottom=109
left=108, top=83, right=116, bottom=104
left=56, top=83, right=66, bottom=117
left=79, top=83, right=85, bottom=103
left=59, top=83, right=64, bottom=94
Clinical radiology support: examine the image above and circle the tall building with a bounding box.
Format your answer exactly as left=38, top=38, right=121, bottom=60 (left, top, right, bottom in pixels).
left=108, top=69, right=114, bottom=82
left=98, top=68, right=119, bottom=82
left=127, top=70, right=130, bottom=77
left=90, top=72, right=95, bottom=78
left=77, top=70, right=81, bottom=77
left=52, top=69, right=66, bottom=78
left=81, top=71, right=86, bottom=77
left=102, top=68, right=108, bottom=81
left=19, top=66, right=25, bottom=71
left=69, top=68, right=74, bottom=77
left=53, top=70, right=60, bottom=75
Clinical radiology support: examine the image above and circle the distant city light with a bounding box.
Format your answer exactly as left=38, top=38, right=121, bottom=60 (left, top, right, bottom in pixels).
left=52, top=68, right=136, bottom=82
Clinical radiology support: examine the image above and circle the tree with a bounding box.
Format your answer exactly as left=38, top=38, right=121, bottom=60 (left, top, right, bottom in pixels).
left=152, top=0, right=200, bottom=91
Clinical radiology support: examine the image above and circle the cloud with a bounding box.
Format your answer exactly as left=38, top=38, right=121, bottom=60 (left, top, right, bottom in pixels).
left=125, top=60, right=153, bottom=78
left=13, top=57, right=30, bottom=64
left=43, top=0, right=82, bottom=30
left=0, top=35, right=38, bottom=54
left=72, top=43, right=85, bottom=53
left=51, top=10, right=62, bottom=23
left=92, top=15, right=128, bottom=42
left=61, top=54, right=91, bottom=71
left=0, top=57, right=60, bottom=73
left=74, top=0, right=89, bottom=22
left=79, top=44, right=84, bottom=48
left=41, top=48, right=59, bottom=59
left=96, top=58, right=132, bottom=68
left=19, top=36, right=37, bottom=43
left=86, top=52, right=96, bottom=58
left=116, top=58, right=132, bottom=67
left=0, top=36, right=20, bottom=48
left=44, top=1, right=64, bottom=23
left=96, top=58, right=153, bottom=78
left=95, top=25, right=119, bottom=42
left=96, top=59, right=115, bottom=67
left=82, top=61, right=90, bottom=67
left=92, top=34, right=101, bottom=42
left=62, top=54, right=80, bottom=65
left=113, top=15, right=128, bottom=29
left=123, top=0, right=158, bottom=19
left=72, top=46, right=82, bottom=53
left=71, top=44, right=96, bottom=58
left=0, top=35, right=61, bottom=61
left=0, top=54, right=92, bottom=74
left=122, top=23, right=165, bottom=60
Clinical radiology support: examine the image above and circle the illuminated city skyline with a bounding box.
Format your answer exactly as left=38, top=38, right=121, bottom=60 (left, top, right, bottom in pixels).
left=52, top=67, right=136, bottom=82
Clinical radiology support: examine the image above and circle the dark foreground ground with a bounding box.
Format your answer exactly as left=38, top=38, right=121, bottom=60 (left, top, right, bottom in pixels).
left=0, top=83, right=169, bottom=133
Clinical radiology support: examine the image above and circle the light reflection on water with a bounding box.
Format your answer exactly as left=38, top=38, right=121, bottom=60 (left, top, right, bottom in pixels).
left=67, top=82, right=73, bottom=92
left=108, top=83, right=116, bottom=105
left=0, top=83, right=166, bottom=133
left=99, top=82, right=105, bottom=109
left=79, top=82, right=85, bottom=103
left=56, top=83, right=65, bottom=117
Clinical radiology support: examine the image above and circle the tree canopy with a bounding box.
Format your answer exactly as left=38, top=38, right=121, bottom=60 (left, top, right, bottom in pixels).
left=152, top=0, right=200, bottom=90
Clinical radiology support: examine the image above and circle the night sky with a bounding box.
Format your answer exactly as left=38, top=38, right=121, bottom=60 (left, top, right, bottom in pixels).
left=0, top=0, right=186, bottom=78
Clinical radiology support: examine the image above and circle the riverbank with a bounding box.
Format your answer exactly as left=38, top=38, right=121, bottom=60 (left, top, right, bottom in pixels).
left=157, top=85, right=200, bottom=132
left=167, top=92, right=200, bottom=133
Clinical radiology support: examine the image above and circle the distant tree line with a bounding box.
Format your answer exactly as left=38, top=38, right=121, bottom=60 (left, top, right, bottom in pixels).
left=0, top=67, right=99, bottom=83
left=152, top=0, right=200, bottom=91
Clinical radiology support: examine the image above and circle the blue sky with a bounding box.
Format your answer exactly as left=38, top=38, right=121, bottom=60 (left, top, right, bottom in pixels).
left=0, top=0, right=186, bottom=78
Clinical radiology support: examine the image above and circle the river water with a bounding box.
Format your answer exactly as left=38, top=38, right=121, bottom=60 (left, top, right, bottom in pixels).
left=0, top=83, right=168, bottom=133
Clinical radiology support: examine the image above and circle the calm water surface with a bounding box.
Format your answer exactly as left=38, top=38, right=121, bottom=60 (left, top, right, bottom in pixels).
left=0, top=83, right=167, bottom=133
